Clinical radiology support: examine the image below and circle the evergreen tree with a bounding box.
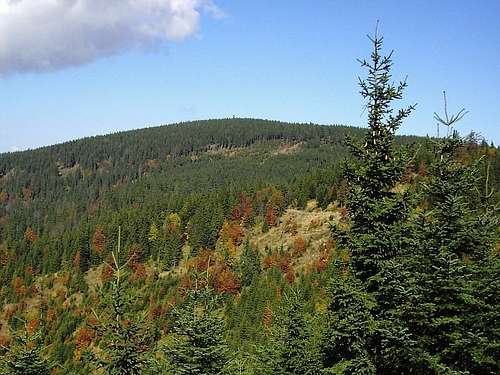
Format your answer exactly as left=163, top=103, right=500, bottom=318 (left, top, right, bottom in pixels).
left=337, top=27, right=415, bottom=285
left=400, top=96, right=500, bottom=373
left=237, top=240, right=261, bottom=287
left=264, top=288, right=322, bottom=375
left=321, top=267, right=377, bottom=374
left=0, top=321, right=52, bottom=375
left=86, top=227, right=155, bottom=375
left=166, top=286, right=229, bottom=375
left=324, top=28, right=416, bottom=373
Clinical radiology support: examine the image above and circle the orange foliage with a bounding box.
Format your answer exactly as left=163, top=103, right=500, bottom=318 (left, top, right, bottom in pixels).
left=213, top=267, right=240, bottom=295
left=27, top=317, right=39, bottom=335
left=338, top=206, right=349, bottom=221
left=417, top=161, right=426, bottom=177
left=131, top=263, right=147, bottom=282
left=92, top=226, right=106, bottom=253
left=12, top=276, right=26, bottom=296
left=190, top=250, right=241, bottom=295
left=292, top=236, right=307, bottom=256
left=22, top=187, right=32, bottom=203
left=279, top=255, right=292, bottom=274
left=194, top=249, right=214, bottom=273
left=150, top=305, right=164, bottom=320
left=72, top=251, right=81, bottom=272
left=219, top=220, right=245, bottom=246
left=316, top=251, right=330, bottom=273
left=101, top=262, right=114, bottom=284
left=127, top=244, right=143, bottom=266
left=46, top=309, right=57, bottom=324
left=24, top=227, right=37, bottom=243
left=0, top=191, right=8, bottom=204
left=25, top=265, right=35, bottom=276
left=177, top=274, right=194, bottom=294
left=0, top=335, right=10, bottom=348
left=265, top=204, right=278, bottom=227
left=75, top=327, right=95, bottom=349
left=232, top=194, right=254, bottom=224
left=285, top=270, right=295, bottom=284
left=263, top=252, right=279, bottom=269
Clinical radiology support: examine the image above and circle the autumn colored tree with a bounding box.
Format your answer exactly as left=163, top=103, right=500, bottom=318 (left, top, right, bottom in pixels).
left=92, top=226, right=106, bottom=254
left=24, top=227, right=37, bottom=244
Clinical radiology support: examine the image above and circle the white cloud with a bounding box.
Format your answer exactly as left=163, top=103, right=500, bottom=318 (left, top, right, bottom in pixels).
left=0, top=0, right=221, bottom=75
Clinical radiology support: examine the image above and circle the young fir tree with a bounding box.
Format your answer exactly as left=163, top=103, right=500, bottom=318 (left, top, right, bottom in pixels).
left=0, top=321, right=52, bottom=375
left=401, top=95, right=500, bottom=373
left=166, top=286, right=229, bottom=375
left=87, top=227, right=155, bottom=375
left=321, top=262, right=377, bottom=374
left=237, top=240, right=261, bottom=287
left=263, top=288, right=322, bottom=375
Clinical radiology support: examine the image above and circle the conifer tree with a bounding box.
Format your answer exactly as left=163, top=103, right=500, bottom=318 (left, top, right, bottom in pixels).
left=321, top=265, right=377, bottom=374
left=337, top=27, right=415, bottom=285
left=400, top=95, right=500, bottom=373
left=87, top=227, right=155, bottom=375
left=237, top=240, right=261, bottom=287
left=0, top=321, right=52, bottom=375
left=325, top=27, right=416, bottom=373
left=264, top=288, right=322, bottom=375
left=166, top=286, right=229, bottom=375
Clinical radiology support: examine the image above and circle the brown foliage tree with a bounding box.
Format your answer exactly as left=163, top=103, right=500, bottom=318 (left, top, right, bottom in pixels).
left=24, top=227, right=37, bottom=243
left=92, top=226, right=106, bottom=254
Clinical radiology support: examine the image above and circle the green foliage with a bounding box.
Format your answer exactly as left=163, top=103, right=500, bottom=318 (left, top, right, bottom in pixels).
left=322, top=268, right=376, bottom=375
left=0, top=31, right=498, bottom=375
left=263, top=288, right=322, bottom=375
left=0, top=322, right=52, bottom=375
left=337, top=30, right=415, bottom=285
left=165, top=287, right=229, bottom=375
left=237, top=241, right=261, bottom=287
left=87, top=228, right=155, bottom=375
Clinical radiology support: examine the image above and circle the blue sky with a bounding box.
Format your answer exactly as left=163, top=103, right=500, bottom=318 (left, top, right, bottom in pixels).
left=0, top=0, right=499, bottom=153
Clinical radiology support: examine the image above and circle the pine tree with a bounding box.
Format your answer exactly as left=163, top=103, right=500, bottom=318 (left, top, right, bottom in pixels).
left=337, top=27, right=415, bottom=285
left=86, top=227, right=155, bottom=375
left=166, top=286, right=229, bottom=375
left=237, top=240, right=261, bottom=287
left=400, top=95, right=500, bottom=373
left=264, top=288, right=322, bottom=375
left=0, top=321, right=52, bottom=375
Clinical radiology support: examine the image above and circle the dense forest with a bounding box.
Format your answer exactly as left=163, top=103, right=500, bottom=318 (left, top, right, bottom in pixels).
left=0, top=33, right=499, bottom=374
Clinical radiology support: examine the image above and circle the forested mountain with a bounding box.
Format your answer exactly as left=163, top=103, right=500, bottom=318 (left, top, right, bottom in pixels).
left=0, top=36, right=499, bottom=375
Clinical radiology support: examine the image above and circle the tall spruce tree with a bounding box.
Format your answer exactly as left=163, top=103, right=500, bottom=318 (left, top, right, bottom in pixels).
left=337, top=27, right=415, bottom=285
left=324, top=28, right=416, bottom=373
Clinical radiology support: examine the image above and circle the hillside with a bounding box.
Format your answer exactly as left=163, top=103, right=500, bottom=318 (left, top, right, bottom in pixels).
left=1, top=116, right=498, bottom=373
